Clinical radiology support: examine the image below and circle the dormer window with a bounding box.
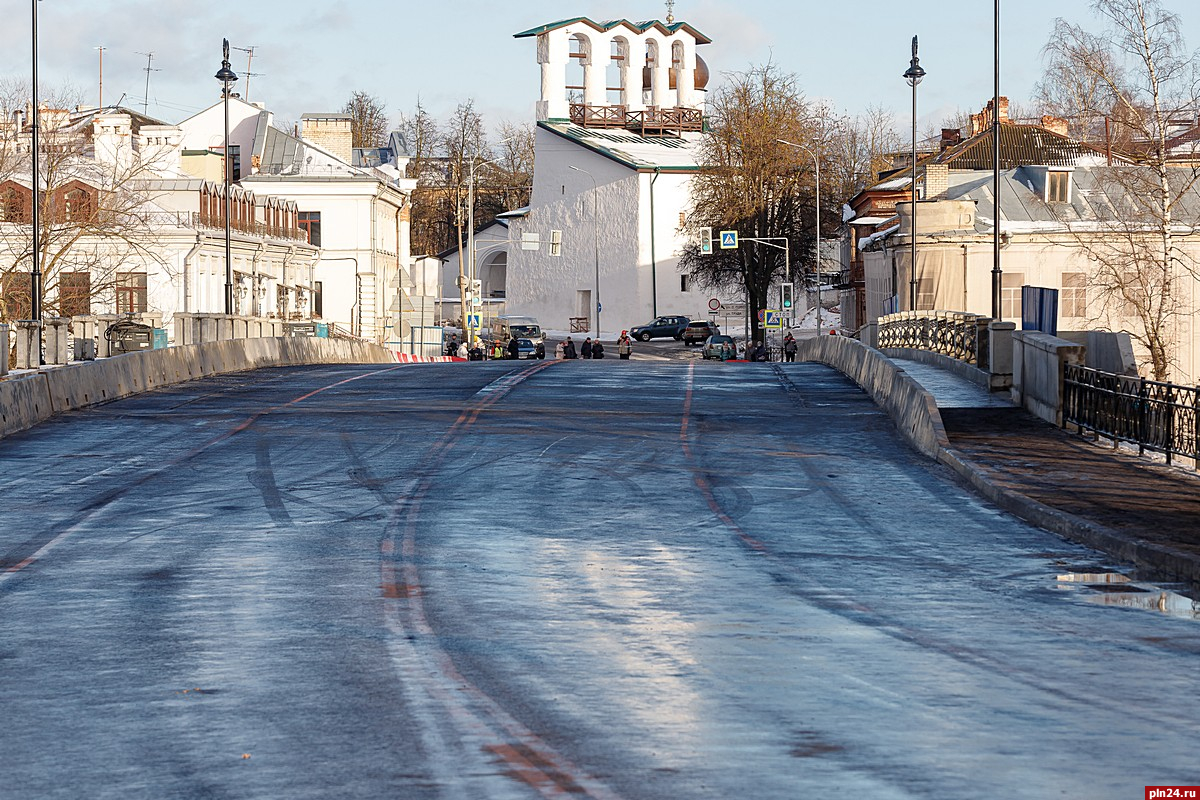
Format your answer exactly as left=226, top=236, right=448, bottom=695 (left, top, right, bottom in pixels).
left=1046, top=170, right=1071, bottom=203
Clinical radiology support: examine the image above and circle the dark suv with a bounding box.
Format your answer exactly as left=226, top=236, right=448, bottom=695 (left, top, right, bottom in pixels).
left=630, top=315, right=690, bottom=342
left=682, top=320, right=719, bottom=345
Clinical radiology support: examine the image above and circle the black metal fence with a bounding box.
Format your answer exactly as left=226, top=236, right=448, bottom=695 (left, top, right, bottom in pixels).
left=877, top=311, right=990, bottom=369
left=1063, top=364, right=1199, bottom=465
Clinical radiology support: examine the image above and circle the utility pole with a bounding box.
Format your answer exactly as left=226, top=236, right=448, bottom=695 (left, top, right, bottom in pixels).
left=136, top=51, right=160, bottom=116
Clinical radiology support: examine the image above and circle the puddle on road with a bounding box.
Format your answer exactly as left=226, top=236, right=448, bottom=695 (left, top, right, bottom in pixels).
left=1055, top=572, right=1200, bottom=621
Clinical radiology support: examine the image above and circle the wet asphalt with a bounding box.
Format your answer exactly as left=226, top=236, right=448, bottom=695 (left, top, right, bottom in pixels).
left=1, top=359, right=1198, bottom=799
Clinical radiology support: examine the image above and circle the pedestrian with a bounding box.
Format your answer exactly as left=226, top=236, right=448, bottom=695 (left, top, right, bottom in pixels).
left=783, top=333, right=797, bottom=363
left=456, top=341, right=468, bottom=359
left=720, top=340, right=734, bottom=361
left=581, top=337, right=593, bottom=359
left=592, top=339, right=605, bottom=359
left=445, top=334, right=458, bottom=357
left=507, top=335, right=520, bottom=360
left=492, top=340, right=505, bottom=360
left=564, top=337, right=578, bottom=359
left=555, top=340, right=566, bottom=359
left=828, top=327, right=840, bottom=336
left=469, top=341, right=484, bottom=361
left=617, top=330, right=632, bottom=360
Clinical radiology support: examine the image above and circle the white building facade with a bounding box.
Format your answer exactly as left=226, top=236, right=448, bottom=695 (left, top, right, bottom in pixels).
left=504, top=16, right=737, bottom=336
left=177, top=99, right=423, bottom=345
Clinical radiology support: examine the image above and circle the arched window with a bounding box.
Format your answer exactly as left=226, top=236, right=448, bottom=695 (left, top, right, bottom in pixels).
left=1, top=187, right=23, bottom=222
left=64, top=188, right=92, bottom=223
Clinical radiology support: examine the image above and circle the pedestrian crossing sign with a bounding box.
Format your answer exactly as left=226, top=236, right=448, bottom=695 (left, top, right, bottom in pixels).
left=467, top=314, right=481, bottom=328
left=720, top=230, right=739, bottom=249
left=763, top=310, right=782, bottom=329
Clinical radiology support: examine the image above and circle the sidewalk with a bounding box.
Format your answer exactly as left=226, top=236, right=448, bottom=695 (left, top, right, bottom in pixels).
left=893, top=358, right=1200, bottom=583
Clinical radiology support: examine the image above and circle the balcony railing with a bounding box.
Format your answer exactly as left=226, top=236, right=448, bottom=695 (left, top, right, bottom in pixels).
left=568, top=103, right=705, bottom=136
left=190, top=212, right=309, bottom=243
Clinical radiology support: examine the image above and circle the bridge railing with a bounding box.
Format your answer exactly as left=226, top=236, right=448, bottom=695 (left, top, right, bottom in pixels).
left=877, top=310, right=991, bottom=370
left=1064, top=364, right=1199, bottom=466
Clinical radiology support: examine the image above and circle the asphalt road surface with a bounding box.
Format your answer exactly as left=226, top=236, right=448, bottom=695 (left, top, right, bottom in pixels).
left=2, top=360, right=1198, bottom=799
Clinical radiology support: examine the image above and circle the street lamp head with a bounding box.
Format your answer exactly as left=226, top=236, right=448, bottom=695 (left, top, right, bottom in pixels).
left=904, top=35, right=926, bottom=87
left=215, top=39, right=238, bottom=84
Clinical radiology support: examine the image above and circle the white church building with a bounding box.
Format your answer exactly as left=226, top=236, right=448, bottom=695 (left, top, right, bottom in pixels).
left=505, top=15, right=736, bottom=338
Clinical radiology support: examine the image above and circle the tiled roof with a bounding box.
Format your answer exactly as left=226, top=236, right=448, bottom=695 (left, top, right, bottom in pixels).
left=936, top=123, right=1101, bottom=170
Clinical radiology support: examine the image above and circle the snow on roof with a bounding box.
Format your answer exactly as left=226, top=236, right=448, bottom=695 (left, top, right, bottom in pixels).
left=540, top=122, right=704, bottom=171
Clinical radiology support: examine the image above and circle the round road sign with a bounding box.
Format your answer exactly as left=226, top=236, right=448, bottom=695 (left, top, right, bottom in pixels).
left=708, top=298, right=721, bottom=311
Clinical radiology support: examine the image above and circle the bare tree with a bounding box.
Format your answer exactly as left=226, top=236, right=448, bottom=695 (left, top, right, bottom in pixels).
left=443, top=99, right=488, bottom=325
left=342, top=91, right=389, bottom=148
left=1038, top=0, right=1200, bottom=379
left=827, top=104, right=904, bottom=200
left=679, top=62, right=833, bottom=344
left=1035, top=18, right=1123, bottom=143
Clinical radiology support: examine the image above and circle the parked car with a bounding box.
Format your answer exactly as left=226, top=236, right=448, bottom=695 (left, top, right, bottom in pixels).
left=512, top=338, right=546, bottom=359
left=630, top=315, right=690, bottom=342
left=682, top=320, right=719, bottom=345
left=701, top=334, right=737, bottom=360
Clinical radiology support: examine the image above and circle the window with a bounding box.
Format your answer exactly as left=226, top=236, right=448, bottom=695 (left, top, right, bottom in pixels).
left=58, top=271, right=91, bottom=317
left=1, top=188, right=23, bottom=222
left=298, top=212, right=322, bottom=247
left=313, top=281, right=323, bottom=318
left=228, top=144, right=242, bottom=182
left=1001, top=272, right=1024, bottom=320
left=2, top=272, right=32, bottom=320
left=680, top=274, right=690, bottom=293
left=115, top=272, right=148, bottom=314
left=64, top=188, right=92, bottom=223
left=916, top=277, right=935, bottom=311
left=1061, top=272, right=1087, bottom=318
left=1047, top=171, right=1070, bottom=203
left=549, top=230, right=563, bottom=257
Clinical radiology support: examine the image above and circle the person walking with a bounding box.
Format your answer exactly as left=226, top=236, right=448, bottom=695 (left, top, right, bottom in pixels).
left=445, top=334, right=458, bottom=357
left=783, top=333, right=797, bottom=363
left=564, top=337, right=578, bottom=359
left=581, top=337, right=593, bottom=359
left=555, top=340, right=566, bottom=359
left=617, top=331, right=632, bottom=360
left=456, top=340, right=468, bottom=359
left=507, top=335, right=520, bottom=360
left=591, top=339, right=605, bottom=359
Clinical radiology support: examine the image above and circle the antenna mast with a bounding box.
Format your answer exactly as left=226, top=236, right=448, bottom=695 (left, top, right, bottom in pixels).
left=230, top=45, right=262, bottom=102
left=95, top=46, right=106, bottom=108
left=136, top=51, right=161, bottom=116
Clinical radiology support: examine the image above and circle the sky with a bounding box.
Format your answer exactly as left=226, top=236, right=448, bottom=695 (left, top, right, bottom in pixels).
left=3, top=0, right=1199, bottom=137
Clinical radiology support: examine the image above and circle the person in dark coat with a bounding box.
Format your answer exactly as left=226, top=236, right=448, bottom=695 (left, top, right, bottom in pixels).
left=783, top=333, right=797, bottom=362
left=507, top=335, right=520, bottom=360
left=564, top=337, right=578, bottom=359
left=591, top=340, right=605, bottom=359
left=581, top=338, right=593, bottom=359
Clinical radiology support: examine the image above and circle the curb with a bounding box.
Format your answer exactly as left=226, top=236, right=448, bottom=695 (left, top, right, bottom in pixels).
left=937, top=446, right=1200, bottom=585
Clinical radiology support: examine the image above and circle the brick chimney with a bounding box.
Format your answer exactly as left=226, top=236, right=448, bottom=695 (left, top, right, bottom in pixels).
left=971, top=97, right=1011, bottom=136
left=924, top=163, right=949, bottom=200
left=1041, top=115, right=1070, bottom=137
left=941, top=128, right=962, bottom=150
left=300, top=113, right=353, bottom=164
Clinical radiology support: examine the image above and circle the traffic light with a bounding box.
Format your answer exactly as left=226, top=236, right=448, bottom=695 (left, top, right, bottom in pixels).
left=781, top=282, right=794, bottom=310
left=699, top=227, right=713, bottom=255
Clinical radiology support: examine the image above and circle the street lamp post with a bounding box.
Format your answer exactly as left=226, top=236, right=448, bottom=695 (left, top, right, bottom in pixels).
left=903, top=36, right=926, bottom=313
left=569, top=165, right=601, bottom=340
left=215, top=40, right=238, bottom=316
left=777, top=139, right=820, bottom=334
left=991, top=0, right=1003, bottom=320
left=31, top=0, right=42, bottom=354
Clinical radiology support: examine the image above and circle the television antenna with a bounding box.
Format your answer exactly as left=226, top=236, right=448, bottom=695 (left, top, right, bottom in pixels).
left=229, top=45, right=265, bottom=102
left=135, top=51, right=161, bottom=116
